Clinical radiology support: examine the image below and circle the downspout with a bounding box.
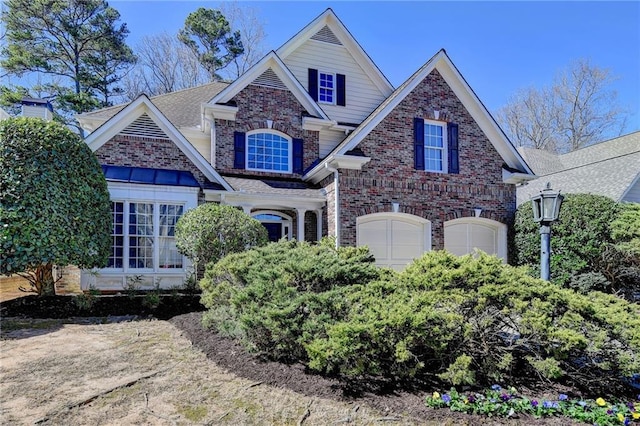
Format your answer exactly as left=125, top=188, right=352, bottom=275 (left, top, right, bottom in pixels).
left=204, top=117, right=216, bottom=167
left=325, top=163, right=340, bottom=248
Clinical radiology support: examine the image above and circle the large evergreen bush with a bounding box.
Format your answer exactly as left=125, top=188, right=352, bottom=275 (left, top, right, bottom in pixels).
left=514, top=194, right=621, bottom=292
left=200, top=242, right=640, bottom=393
left=0, top=117, right=111, bottom=295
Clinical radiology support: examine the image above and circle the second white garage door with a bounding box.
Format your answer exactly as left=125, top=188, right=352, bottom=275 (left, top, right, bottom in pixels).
left=444, top=217, right=507, bottom=260
left=356, top=213, right=431, bottom=270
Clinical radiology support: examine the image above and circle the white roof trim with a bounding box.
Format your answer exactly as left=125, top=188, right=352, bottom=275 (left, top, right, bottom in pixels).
left=276, top=8, right=393, bottom=97
left=207, top=52, right=330, bottom=121
left=84, top=95, right=232, bottom=191
left=304, top=50, right=534, bottom=183
left=204, top=190, right=326, bottom=211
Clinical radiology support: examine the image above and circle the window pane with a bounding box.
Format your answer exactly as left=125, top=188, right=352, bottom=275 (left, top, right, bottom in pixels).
left=129, top=203, right=154, bottom=269
left=247, top=133, right=290, bottom=173
left=108, top=202, right=124, bottom=268
left=158, top=204, right=184, bottom=269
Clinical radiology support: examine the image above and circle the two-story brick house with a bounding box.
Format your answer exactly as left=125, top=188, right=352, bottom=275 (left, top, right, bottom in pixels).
left=77, top=9, right=534, bottom=290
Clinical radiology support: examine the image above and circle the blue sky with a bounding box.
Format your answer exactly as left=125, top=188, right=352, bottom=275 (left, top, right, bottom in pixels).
left=112, top=1, right=640, bottom=133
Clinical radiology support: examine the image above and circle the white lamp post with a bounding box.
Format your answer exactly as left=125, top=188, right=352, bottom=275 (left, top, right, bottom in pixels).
left=530, top=183, right=563, bottom=281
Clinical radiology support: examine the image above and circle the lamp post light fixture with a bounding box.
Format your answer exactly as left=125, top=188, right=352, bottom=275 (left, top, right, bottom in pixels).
left=530, top=182, right=564, bottom=281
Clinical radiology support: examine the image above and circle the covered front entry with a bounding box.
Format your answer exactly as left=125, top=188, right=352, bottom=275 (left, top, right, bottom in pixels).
left=356, top=213, right=432, bottom=270
left=252, top=211, right=293, bottom=242
left=444, top=217, right=507, bottom=260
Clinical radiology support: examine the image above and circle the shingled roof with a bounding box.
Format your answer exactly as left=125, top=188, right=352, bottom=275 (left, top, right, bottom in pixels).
left=79, top=82, right=229, bottom=128
left=517, top=131, right=640, bottom=205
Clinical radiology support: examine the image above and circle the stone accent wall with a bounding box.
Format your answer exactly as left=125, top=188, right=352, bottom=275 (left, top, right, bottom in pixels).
left=95, top=134, right=212, bottom=189
left=325, top=69, right=516, bottom=249
left=215, top=84, right=319, bottom=178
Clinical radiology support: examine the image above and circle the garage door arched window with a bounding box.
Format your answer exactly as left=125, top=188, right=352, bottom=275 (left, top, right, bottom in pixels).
left=444, top=217, right=507, bottom=261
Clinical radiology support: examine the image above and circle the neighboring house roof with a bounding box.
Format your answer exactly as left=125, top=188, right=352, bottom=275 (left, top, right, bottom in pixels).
left=77, top=82, right=228, bottom=131
left=84, top=95, right=233, bottom=191
left=304, top=49, right=535, bottom=184
left=276, top=8, right=393, bottom=97
left=516, top=131, right=640, bottom=205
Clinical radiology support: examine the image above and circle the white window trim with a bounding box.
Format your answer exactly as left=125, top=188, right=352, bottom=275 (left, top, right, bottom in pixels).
left=245, top=130, right=293, bottom=174
left=318, top=71, right=336, bottom=105
left=423, top=119, right=448, bottom=173
left=102, top=183, right=198, bottom=274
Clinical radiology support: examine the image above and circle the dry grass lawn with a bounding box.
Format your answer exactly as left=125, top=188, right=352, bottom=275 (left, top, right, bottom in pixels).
left=0, top=318, right=430, bottom=425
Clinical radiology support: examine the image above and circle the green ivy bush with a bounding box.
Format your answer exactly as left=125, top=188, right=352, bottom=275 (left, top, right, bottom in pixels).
left=200, top=239, right=383, bottom=361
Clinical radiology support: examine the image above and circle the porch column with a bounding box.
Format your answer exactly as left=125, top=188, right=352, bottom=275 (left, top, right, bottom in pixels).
left=296, top=208, right=307, bottom=242
left=241, top=205, right=252, bottom=215
left=315, top=209, right=323, bottom=241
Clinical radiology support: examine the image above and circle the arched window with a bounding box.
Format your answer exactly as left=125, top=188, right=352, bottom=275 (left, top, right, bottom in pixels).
left=246, top=131, right=292, bottom=173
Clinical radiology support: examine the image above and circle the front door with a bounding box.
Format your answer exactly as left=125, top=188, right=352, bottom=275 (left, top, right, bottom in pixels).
left=263, top=222, right=283, bottom=242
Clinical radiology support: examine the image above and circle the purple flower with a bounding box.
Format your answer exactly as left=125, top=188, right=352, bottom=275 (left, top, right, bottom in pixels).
left=624, top=419, right=630, bottom=426
left=491, top=384, right=502, bottom=391
left=543, top=401, right=553, bottom=409
left=558, top=394, right=568, bottom=401
left=531, top=400, right=539, bottom=408
left=467, top=394, right=476, bottom=403
left=607, top=409, right=613, bottom=415
left=442, top=394, right=451, bottom=404
left=500, top=393, right=511, bottom=401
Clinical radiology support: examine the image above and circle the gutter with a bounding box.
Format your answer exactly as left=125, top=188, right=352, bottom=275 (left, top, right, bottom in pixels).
left=325, top=163, right=340, bottom=248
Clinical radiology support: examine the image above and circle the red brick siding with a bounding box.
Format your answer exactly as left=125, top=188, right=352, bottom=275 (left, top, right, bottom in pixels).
left=215, top=84, right=319, bottom=178
left=328, top=69, right=516, bottom=249
left=95, top=134, right=212, bottom=188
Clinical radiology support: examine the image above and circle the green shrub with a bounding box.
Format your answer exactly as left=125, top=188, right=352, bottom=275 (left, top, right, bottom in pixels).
left=307, top=251, right=640, bottom=391
left=175, top=203, right=268, bottom=276
left=0, top=117, right=111, bottom=295
left=200, top=240, right=382, bottom=361
left=201, top=241, right=640, bottom=393
left=514, top=194, right=621, bottom=288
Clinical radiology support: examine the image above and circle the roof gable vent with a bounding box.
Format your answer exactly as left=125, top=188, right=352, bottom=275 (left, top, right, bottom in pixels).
left=251, top=68, right=288, bottom=90
left=119, top=113, right=170, bottom=139
left=311, top=25, right=342, bottom=45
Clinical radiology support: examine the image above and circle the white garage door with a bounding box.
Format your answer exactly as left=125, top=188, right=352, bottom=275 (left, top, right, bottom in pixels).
left=444, top=218, right=507, bottom=260
left=357, top=213, right=431, bottom=270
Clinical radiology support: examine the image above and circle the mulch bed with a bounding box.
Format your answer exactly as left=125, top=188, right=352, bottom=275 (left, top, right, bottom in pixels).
left=170, top=311, right=580, bottom=425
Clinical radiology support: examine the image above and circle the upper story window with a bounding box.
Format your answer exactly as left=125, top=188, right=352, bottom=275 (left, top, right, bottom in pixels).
left=413, top=118, right=459, bottom=174
left=246, top=131, right=292, bottom=173
left=424, top=121, right=447, bottom=172
left=308, top=68, right=346, bottom=107
left=318, top=72, right=335, bottom=104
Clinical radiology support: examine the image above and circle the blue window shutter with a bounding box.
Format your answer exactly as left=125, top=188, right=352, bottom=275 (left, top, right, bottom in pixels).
left=448, top=123, right=459, bottom=174
left=308, top=69, right=318, bottom=101
left=293, top=138, right=304, bottom=174
left=336, top=73, right=346, bottom=106
left=413, top=118, right=425, bottom=170
left=234, top=131, right=245, bottom=169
